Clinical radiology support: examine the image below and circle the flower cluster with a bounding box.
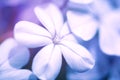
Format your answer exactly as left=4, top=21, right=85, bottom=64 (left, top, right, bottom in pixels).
left=1, top=0, right=120, bottom=80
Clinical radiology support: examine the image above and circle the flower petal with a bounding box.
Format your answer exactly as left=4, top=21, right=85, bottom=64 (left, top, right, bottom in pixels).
left=60, top=22, right=77, bottom=43
left=0, top=38, right=29, bottom=69
left=99, top=10, right=120, bottom=56
left=14, top=21, right=51, bottom=37
left=59, top=22, right=70, bottom=38
left=61, top=34, right=78, bottom=43
left=34, top=6, right=55, bottom=35
left=0, top=69, right=37, bottom=80
left=45, top=3, right=64, bottom=35
left=14, top=21, right=52, bottom=48
left=32, top=44, right=62, bottom=80
left=69, top=0, right=94, bottom=4
left=59, top=40, right=95, bottom=72
left=90, top=0, right=112, bottom=16
left=67, top=11, right=98, bottom=41
left=0, top=38, right=17, bottom=65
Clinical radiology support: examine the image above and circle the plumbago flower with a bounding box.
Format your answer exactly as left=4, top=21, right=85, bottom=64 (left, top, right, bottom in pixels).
left=14, top=3, right=95, bottom=80
left=67, top=0, right=120, bottom=56
left=66, top=0, right=120, bottom=79
left=0, top=38, right=37, bottom=80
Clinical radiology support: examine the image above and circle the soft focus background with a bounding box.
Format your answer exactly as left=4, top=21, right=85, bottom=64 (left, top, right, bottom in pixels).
left=0, top=0, right=120, bottom=80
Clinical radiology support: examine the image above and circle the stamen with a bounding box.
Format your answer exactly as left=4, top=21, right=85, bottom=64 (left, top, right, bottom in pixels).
left=52, top=35, right=61, bottom=44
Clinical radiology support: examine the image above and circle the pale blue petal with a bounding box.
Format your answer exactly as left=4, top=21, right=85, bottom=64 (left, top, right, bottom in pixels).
left=59, top=40, right=95, bottom=72
left=66, top=50, right=110, bottom=80
left=14, top=21, right=52, bottom=48
left=67, top=11, right=98, bottom=41
left=0, top=38, right=30, bottom=69
left=34, top=6, right=55, bottom=36
left=59, top=22, right=70, bottom=38
left=32, top=44, right=62, bottom=80
left=44, top=3, right=64, bottom=35
left=99, top=10, right=120, bottom=56
left=0, top=69, right=37, bottom=80
left=90, top=0, right=113, bottom=16
left=60, top=22, right=77, bottom=43
left=61, top=34, right=78, bottom=43
left=0, top=38, right=18, bottom=65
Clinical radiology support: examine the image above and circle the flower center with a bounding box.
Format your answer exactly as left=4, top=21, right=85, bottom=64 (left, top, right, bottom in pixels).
left=52, top=35, right=61, bottom=44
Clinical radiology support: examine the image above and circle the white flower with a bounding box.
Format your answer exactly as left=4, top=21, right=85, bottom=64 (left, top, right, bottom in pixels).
left=67, top=0, right=120, bottom=56
left=0, top=38, right=37, bottom=80
left=14, top=3, right=95, bottom=80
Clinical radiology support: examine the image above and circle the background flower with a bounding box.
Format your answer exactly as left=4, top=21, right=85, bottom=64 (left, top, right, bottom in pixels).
left=66, top=0, right=120, bottom=79
left=0, top=38, right=37, bottom=80
left=67, top=0, right=120, bottom=56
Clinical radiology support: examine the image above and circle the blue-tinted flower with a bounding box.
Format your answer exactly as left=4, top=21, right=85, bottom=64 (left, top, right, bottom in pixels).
left=14, top=3, right=95, bottom=80
left=0, top=38, right=37, bottom=80
left=66, top=0, right=120, bottom=79
left=67, top=0, right=120, bottom=56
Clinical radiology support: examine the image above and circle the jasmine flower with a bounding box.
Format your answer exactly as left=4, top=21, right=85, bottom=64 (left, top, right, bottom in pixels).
left=14, top=3, right=95, bottom=80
